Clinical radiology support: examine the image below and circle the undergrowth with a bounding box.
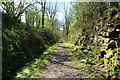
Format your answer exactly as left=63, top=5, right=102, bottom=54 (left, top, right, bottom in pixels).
left=15, top=43, right=58, bottom=78
left=63, top=42, right=105, bottom=78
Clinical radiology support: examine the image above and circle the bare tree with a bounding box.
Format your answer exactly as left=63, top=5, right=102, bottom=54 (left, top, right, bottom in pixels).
left=46, top=1, right=60, bottom=20
left=63, top=2, right=72, bottom=36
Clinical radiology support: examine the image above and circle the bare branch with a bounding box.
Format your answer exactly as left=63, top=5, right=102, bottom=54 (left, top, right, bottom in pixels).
left=16, top=1, right=42, bottom=18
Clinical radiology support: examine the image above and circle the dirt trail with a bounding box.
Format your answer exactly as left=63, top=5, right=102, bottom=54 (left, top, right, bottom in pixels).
left=41, top=43, right=82, bottom=78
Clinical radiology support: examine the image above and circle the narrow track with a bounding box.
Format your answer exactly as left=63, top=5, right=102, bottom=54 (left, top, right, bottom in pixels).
left=41, top=43, right=81, bottom=78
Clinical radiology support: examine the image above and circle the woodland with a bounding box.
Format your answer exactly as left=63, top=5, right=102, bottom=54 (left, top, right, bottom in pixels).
left=1, top=0, right=120, bottom=79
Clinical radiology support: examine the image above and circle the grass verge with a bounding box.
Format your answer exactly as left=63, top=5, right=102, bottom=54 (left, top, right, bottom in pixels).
left=15, top=43, right=58, bottom=78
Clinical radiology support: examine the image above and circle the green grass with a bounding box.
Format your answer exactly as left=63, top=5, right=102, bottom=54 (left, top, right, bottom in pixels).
left=63, top=42, right=105, bottom=78
left=15, top=43, right=58, bottom=78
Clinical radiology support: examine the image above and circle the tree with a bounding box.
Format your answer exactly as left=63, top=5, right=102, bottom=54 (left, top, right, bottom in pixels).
left=46, top=1, right=60, bottom=20
left=66, top=2, right=109, bottom=45
left=1, top=1, right=15, bottom=16
left=17, top=0, right=24, bottom=20
left=45, top=1, right=60, bottom=27
left=41, top=0, right=46, bottom=28
left=63, top=2, right=72, bottom=36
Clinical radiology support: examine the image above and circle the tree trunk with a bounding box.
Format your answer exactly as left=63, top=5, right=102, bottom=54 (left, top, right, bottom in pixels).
left=42, top=1, right=46, bottom=28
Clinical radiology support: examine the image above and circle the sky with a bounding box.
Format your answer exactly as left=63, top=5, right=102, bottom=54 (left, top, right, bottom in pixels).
left=17, top=0, right=72, bottom=25
left=57, top=2, right=72, bottom=22
left=0, top=0, right=72, bottom=30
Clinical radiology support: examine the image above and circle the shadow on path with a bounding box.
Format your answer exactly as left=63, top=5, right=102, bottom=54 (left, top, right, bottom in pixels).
left=49, top=59, right=80, bottom=70
left=41, top=43, right=82, bottom=78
